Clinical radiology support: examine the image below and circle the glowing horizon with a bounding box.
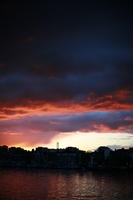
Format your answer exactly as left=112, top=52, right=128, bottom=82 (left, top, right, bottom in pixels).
left=3, top=131, right=133, bottom=152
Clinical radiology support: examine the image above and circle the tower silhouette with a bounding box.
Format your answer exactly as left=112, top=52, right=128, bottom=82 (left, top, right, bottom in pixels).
left=57, top=142, right=59, bottom=149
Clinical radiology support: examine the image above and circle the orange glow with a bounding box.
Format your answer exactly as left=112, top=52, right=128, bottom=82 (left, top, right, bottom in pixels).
left=0, top=88, right=132, bottom=120
left=0, top=88, right=133, bottom=149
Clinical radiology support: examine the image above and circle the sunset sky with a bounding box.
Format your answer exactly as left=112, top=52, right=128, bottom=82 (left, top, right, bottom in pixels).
left=0, top=1, right=133, bottom=151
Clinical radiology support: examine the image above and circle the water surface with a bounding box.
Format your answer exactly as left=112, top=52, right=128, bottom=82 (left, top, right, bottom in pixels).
left=0, top=169, right=133, bottom=200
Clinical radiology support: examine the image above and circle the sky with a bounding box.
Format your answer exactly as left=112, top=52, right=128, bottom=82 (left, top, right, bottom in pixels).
left=0, top=1, right=133, bottom=151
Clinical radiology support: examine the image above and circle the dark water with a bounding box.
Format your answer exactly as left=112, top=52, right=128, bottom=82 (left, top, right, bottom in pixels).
left=0, top=169, right=133, bottom=200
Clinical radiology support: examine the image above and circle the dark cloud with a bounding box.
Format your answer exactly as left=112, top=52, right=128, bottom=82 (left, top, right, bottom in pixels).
left=0, top=2, right=132, bottom=105
left=0, top=64, right=133, bottom=105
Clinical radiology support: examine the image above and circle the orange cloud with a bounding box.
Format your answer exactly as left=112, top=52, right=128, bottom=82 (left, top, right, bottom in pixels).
left=0, top=88, right=132, bottom=120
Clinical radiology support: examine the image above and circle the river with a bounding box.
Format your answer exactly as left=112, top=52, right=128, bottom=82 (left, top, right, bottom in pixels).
left=0, top=169, right=133, bottom=200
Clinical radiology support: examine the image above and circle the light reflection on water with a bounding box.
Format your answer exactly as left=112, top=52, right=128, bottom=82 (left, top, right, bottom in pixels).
left=0, top=169, right=133, bottom=200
